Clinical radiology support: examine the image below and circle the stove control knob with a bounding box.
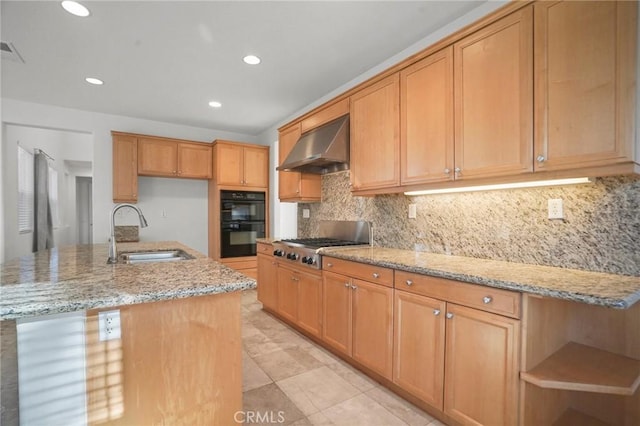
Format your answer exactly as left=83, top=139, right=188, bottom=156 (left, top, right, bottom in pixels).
left=302, top=256, right=314, bottom=265
left=286, top=252, right=292, bottom=259
left=289, top=253, right=299, bottom=261
left=274, top=249, right=284, bottom=257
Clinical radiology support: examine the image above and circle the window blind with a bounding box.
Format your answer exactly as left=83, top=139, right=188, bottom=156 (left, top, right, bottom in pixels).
left=18, top=145, right=34, bottom=233
left=48, top=166, right=58, bottom=228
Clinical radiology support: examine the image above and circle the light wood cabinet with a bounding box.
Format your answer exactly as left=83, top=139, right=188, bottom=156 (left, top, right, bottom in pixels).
left=296, top=268, right=323, bottom=338
left=453, top=5, right=533, bottom=181
left=138, top=138, right=212, bottom=179
left=257, top=250, right=278, bottom=311
left=278, top=124, right=321, bottom=202
left=349, top=74, right=400, bottom=192
left=401, top=47, right=454, bottom=185
left=112, top=133, right=138, bottom=203
left=533, top=0, right=637, bottom=172
left=276, top=265, right=299, bottom=324
left=393, top=290, right=446, bottom=409
left=213, top=141, right=268, bottom=188
left=322, top=269, right=394, bottom=380
left=444, top=303, right=520, bottom=426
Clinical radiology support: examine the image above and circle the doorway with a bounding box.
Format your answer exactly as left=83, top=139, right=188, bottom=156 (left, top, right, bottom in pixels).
left=76, top=176, right=92, bottom=244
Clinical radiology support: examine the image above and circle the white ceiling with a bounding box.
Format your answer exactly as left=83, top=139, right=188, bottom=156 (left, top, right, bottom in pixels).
left=1, top=1, right=486, bottom=135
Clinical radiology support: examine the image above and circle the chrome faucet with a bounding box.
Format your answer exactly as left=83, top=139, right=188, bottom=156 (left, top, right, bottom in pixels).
left=107, top=203, right=148, bottom=264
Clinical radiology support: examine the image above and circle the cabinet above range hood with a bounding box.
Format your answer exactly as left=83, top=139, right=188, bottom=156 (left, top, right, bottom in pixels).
left=277, top=115, right=349, bottom=175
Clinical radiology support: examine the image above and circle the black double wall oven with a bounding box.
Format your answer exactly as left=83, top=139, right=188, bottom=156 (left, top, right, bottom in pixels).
left=220, top=190, right=266, bottom=258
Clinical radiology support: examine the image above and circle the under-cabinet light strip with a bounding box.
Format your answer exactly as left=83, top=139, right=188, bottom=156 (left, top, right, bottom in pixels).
left=404, top=177, right=593, bottom=196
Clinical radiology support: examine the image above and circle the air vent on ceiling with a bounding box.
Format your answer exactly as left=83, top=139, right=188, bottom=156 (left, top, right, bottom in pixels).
left=1, top=41, right=25, bottom=63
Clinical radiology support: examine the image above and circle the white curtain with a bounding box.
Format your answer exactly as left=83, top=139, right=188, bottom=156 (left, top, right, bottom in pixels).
left=33, top=152, right=54, bottom=251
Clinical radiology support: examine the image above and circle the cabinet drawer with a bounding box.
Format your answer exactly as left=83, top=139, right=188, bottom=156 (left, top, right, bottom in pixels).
left=323, top=257, right=393, bottom=287
left=257, top=242, right=273, bottom=255
left=395, top=271, right=521, bottom=318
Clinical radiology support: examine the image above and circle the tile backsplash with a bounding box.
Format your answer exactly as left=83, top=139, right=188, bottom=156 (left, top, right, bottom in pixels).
left=298, top=171, right=640, bottom=276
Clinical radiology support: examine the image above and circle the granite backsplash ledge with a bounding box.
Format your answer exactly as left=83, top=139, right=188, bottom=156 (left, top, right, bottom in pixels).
left=298, top=172, right=640, bottom=276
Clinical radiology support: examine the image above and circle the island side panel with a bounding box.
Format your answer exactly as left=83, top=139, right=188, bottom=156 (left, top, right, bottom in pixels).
left=1, top=320, right=19, bottom=426
left=85, top=292, right=242, bottom=425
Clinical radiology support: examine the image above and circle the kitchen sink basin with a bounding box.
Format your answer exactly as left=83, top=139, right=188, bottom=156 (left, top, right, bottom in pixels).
left=117, top=249, right=195, bottom=264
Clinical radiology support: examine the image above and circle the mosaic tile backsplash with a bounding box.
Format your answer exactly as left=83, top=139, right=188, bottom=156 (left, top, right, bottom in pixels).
left=298, top=172, right=640, bottom=276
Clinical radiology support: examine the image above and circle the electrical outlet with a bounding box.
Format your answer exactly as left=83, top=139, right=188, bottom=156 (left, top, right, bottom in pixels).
left=98, top=310, right=121, bottom=341
left=408, top=204, right=417, bottom=219
left=302, top=208, right=310, bottom=219
left=548, top=199, right=564, bottom=220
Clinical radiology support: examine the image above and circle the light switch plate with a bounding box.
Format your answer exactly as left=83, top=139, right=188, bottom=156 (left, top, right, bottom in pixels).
left=408, top=204, right=417, bottom=219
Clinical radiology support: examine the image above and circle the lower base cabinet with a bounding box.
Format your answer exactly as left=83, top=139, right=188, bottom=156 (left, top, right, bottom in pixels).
left=276, top=264, right=322, bottom=338
left=257, top=253, right=278, bottom=311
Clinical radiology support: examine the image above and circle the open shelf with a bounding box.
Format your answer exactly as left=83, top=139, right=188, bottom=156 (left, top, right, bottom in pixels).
left=521, top=342, right=640, bottom=396
left=553, top=408, right=611, bottom=426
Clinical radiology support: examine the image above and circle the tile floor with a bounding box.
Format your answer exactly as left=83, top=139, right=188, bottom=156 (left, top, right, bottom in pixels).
left=241, top=289, right=446, bottom=426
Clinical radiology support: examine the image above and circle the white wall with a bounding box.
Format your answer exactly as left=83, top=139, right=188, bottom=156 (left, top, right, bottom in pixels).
left=2, top=124, right=93, bottom=259
left=1, top=98, right=259, bottom=260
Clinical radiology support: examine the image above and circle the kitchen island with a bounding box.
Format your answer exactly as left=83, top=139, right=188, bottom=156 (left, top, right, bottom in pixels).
left=1, top=241, right=255, bottom=425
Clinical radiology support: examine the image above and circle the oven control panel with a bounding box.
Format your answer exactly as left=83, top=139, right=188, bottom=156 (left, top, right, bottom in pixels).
left=272, top=244, right=320, bottom=270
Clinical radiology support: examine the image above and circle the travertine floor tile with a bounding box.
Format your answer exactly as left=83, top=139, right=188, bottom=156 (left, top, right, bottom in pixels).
left=365, top=386, right=434, bottom=425
left=325, top=360, right=378, bottom=392
left=276, top=366, right=360, bottom=415
left=320, top=393, right=407, bottom=426
left=243, top=351, right=272, bottom=392
left=243, top=383, right=305, bottom=425
left=252, top=347, right=324, bottom=382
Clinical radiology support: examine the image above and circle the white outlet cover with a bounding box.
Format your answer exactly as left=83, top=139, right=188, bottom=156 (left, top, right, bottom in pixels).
left=408, top=204, right=417, bottom=219
left=548, top=198, right=564, bottom=219
left=98, top=310, right=121, bottom=341
left=302, top=208, right=310, bottom=219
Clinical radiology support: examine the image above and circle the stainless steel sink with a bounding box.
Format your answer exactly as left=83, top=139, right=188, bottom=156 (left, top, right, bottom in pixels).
left=117, top=250, right=194, bottom=264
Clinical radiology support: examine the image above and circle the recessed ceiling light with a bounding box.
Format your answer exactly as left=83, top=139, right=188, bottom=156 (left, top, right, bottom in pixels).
left=243, top=55, right=261, bottom=65
left=61, top=1, right=90, bottom=17
left=85, top=77, right=103, bottom=85
left=208, top=101, right=222, bottom=108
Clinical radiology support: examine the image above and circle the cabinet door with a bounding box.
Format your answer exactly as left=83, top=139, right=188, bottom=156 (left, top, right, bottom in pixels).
left=112, top=134, right=138, bottom=203
left=243, top=146, right=269, bottom=188
left=351, top=278, right=394, bottom=380
left=401, top=47, right=454, bottom=185
left=215, top=143, right=244, bottom=185
left=350, top=74, right=400, bottom=191
left=178, top=143, right=212, bottom=179
left=444, top=304, right=520, bottom=426
left=278, top=125, right=302, bottom=199
left=297, top=270, right=322, bottom=338
left=393, top=290, right=446, bottom=409
left=322, top=271, right=352, bottom=356
left=534, top=1, right=636, bottom=171
left=454, top=6, right=533, bottom=180
left=277, top=266, right=298, bottom=323
left=257, top=254, right=278, bottom=311
left=138, top=138, right=177, bottom=176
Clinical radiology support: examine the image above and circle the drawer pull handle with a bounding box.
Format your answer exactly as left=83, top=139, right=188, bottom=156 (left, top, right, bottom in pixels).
left=483, top=296, right=493, bottom=304
left=446, top=313, right=454, bottom=319
left=405, top=280, right=413, bottom=286
left=433, top=309, right=441, bottom=316
left=372, top=273, right=380, bottom=279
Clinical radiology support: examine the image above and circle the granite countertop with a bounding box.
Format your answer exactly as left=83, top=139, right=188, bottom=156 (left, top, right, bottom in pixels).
left=0, top=241, right=256, bottom=320
left=256, top=237, right=276, bottom=244
left=319, top=247, right=640, bottom=309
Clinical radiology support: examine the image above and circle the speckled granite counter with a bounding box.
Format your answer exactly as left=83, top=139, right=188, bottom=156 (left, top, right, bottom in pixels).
left=256, top=237, right=276, bottom=244
left=319, top=247, right=640, bottom=309
left=0, top=241, right=256, bottom=320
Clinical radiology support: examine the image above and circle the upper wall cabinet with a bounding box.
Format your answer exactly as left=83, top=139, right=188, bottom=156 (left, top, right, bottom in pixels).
left=278, top=124, right=321, bottom=202
left=213, top=140, right=269, bottom=188
left=138, top=138, right=212, bottom=179
left=453, top=5, right=533, bottom=181
left=350, top=74, right=401, bottom=192
left=401, top=47, right=454, bottom=185
left=533, top=1, right=637, bottom=172
left=112, top=133, right=138, bottom=203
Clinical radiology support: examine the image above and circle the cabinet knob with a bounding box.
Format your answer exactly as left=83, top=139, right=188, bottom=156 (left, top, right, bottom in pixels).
left=372, top=273, right=380, bottom=279
left=405, top=280, right=413, bottom=286
left=351, top=285, right=358, bottom=290
left=344, top=283, right=350, bottom=288
left=433, top=309, right=441, bottom=316
left=444, top=168, right=451, bottom=175
left=326, top=263, right=333, bottom=268
left=446, top=313, right=454, bottom=319
left=454, top=167, right=461, bottom=174
left=483, top=296, right=493, bottom=304
left=173, top=170, right=177, bottom=174
left=536, top=155, right=546, bottom=163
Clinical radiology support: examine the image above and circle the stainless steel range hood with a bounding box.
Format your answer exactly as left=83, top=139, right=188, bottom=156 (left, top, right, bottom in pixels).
left=277, top=115, right=349, bottom=174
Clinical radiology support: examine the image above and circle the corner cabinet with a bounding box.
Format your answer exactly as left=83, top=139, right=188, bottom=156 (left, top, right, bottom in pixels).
left=213, top=141, right=268, bottom=188
left=453, top=5, right=533, bottom=181
left=138, top=137, right=212, bottom=179
left=533, top=0, right=638, bottom=172
left=278, top=124, right=321, bottom=202
left=349, top=74, right=400, bottom=193
left=112, top=133, right=138, bottom=203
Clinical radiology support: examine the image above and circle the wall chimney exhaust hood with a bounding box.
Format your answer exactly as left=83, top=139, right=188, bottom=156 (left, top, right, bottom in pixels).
left=277, top=115, right=349, bottom=174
